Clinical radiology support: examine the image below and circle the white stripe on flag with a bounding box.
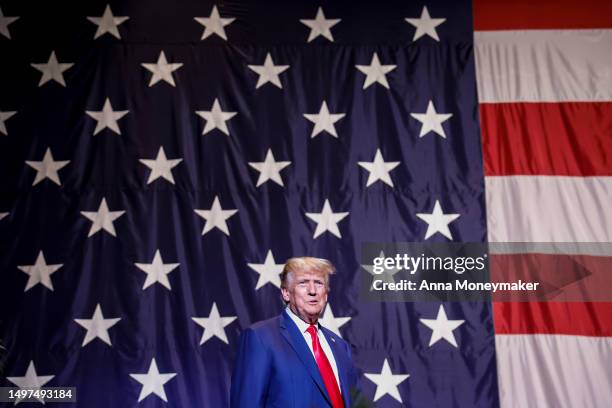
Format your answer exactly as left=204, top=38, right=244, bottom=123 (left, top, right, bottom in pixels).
left=475, top=29, right=612, bottom=103
left=495, top=334, right=612, bottom=408
left=485, top=175, right=612, bottom=242
left=489, top=242, right=612, bottom=257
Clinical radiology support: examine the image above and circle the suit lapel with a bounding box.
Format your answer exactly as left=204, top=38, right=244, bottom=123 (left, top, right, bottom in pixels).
left=320, top=327, right=351, bottom=408
left=279, top=311, right=332, bottom=406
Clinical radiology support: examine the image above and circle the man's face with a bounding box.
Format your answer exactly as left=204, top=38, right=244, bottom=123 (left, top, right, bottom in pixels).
left=282, top=269, right=328, bottom=324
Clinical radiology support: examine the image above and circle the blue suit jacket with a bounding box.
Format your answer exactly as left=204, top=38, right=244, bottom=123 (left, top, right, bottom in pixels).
left=230, top=310, right=359, bottom=408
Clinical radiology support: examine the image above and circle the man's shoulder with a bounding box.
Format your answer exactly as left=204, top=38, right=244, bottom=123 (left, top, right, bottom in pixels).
left=238, top=315, right=285, bottom=350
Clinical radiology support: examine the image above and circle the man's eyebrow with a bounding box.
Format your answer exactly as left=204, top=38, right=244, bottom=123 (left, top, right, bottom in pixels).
left=297, top=277, right=324, bottom=283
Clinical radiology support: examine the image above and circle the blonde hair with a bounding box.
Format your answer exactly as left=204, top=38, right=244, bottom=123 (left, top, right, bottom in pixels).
left=280, top=257, right=336, bottom=290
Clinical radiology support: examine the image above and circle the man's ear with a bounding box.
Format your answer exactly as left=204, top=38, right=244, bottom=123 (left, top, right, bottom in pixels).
left=281, top=287, right=290, bottom=302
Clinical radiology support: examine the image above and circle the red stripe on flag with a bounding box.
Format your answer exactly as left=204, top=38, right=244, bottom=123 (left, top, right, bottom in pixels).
left=490, top=253, right=612, bottom=302
left=473, top=0, right=612, bottom=30
left=493, top=301, right=612, bottom=337
left=480, top=102, right=612, bottom=176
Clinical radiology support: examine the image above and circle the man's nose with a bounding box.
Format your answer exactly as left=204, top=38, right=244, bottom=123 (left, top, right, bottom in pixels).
left=307, top=282, right=316, bottom=294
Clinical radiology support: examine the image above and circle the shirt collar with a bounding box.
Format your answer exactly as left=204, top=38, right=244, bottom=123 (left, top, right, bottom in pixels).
left=285, top=305, right=319, bottom=333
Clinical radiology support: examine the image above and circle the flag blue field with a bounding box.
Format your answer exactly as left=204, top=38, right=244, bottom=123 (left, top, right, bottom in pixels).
left=1, top=1, right=497, bottom=406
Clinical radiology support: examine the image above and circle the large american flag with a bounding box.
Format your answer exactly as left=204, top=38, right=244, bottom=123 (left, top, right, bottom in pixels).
left=0, top=0, right=610, bottom=407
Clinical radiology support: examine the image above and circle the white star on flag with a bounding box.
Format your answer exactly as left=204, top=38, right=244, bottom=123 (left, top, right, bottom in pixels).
left=74, top=304, right=121, bottom=347
left=130, top=358, right=177, bottom=402
left=87, top=5, right=129, bottom=39
left=305, top=199, right=349, bottom=239
left=25, top=148, right=70, bottom=186
left=358, top=149, right=400, bottom=187
left=194, top=5, right=235, bottom=41
left=7, top=361, right=54, bottom=404
left=196, top=98, right=237, bottom=136
left=0, top=110, right=16, bottom=136
left=30, top=51, right=73, bottom=87
left=410, top=100, right=453, bottom=138
left=362, top=251, right=402, bottom=291
left=192, top=302, right=237, bottom=345
left=194, top=196, right=238, bottom=236
left=141, top=51, right=183, bottom=87
left=18, top=251, right=63, bottom=292
left=303, top=101, right=346, bottom=138
left=356, top=53, right=396, bottom=89
left=405, top=6, right=446, bottom=42
left=247, top=250, right=284, bottom=289
left=86, top=98, right=129, bottom=135
left=248, top=149, right=291, bottom=187
left=419, top=305, right=465, bottom=347
left=0, top=7, right=19, bottom=39
left=364, top=359, right=410, bottom=403
left=139, top=147, right=182, bottom=184
left=300, top=7, right=341, bottom=42
left=248, top=53, right=290, bottom=89
left=416, top=199, right=460, bottom=240
left=134, top=249, right=180, bottom=290
left=319, top=305, right=351, bottom=338
left=81, top=197, right=125, bottom=237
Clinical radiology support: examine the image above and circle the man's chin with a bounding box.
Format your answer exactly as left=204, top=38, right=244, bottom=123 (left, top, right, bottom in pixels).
left=305, top=308, right=323, bottom=319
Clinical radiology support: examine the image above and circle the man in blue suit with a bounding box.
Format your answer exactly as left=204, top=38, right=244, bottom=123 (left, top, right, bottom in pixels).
left=231, top=257, right=359, bottom=408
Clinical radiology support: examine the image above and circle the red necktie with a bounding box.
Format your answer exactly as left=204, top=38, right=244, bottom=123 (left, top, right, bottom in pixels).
left=306, top=324, right=344, bottom=408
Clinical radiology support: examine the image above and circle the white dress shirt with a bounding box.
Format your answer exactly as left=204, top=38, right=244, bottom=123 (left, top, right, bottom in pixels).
left=286, top=306, right=342, bottom=392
